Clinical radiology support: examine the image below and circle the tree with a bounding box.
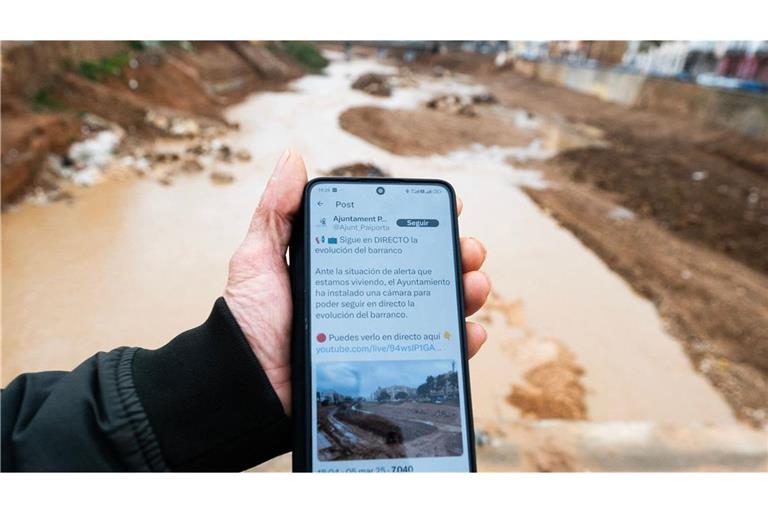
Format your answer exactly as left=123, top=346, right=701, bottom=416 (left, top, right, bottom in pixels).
left=395, top=391, right=408, bottom=400
left=417, top=383, right=430, bottom=397
left=378, top=390, right=391, bottom=402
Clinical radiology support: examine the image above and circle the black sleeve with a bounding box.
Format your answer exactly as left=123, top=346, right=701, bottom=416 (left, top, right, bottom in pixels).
left=1, top=298, right=291, bottom=472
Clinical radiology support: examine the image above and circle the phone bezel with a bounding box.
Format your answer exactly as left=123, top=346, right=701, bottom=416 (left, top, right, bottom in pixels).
left=290, top=177, right=477, bottom=472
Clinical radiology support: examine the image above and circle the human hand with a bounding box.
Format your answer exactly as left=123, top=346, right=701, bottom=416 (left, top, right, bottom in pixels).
left=223, top=150, right=492, bottom=414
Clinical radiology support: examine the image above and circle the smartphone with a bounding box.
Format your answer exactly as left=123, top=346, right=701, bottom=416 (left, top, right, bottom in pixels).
left=290, top=177, right=476, bottom=472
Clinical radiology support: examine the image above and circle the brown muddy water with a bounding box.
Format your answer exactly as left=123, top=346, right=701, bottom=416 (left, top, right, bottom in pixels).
left=1, top=54, right=735, bottom=427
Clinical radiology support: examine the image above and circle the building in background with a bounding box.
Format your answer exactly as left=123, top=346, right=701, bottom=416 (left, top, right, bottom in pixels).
left=622, top=40, right=768, bottom=88
left=500, top=40, right=768, bottom=88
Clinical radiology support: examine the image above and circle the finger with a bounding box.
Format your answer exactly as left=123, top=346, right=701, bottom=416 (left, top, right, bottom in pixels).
left=456, top=196, right=463, bottom=216
left=465, top=321, right=487, bottom=359
left=463, top=270, right=491, bottom=316
left=248, top=149, right=308, bottom=250
left=460, top=237, right=486, bottom=273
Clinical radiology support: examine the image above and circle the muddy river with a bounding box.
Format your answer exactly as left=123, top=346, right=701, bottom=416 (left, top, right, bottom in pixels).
left=1, top=54, right=735, bottom=427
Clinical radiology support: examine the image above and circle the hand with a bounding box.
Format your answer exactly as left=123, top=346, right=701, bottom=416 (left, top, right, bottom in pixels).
left=224, top=150, right=492, bottom=414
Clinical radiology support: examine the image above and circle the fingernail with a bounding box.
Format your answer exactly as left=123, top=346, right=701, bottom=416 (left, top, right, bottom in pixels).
left=273, top=149, right=292, bottom=176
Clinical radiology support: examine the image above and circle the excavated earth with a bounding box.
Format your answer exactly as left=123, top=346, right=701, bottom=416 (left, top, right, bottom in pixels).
left=338, top=52, right=768, bottom=427
left=1, top=41, right=303, bottom=203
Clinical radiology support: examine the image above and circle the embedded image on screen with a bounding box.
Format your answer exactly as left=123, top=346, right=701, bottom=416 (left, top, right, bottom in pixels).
left=316, top=359, right=463, bottom=461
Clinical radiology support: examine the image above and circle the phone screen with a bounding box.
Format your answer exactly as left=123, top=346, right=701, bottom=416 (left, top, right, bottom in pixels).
left=307, top=180, right=473, bottom=472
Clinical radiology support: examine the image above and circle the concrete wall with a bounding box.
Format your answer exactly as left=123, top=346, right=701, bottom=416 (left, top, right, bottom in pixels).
left=514, top=59, right=768, bottom=139
left=636, top=78, right=768, bottom=139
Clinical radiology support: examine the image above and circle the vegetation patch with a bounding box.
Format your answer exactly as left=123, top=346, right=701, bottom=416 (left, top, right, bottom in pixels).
left=30, top=88, right=63, bottom=111
left=78, top=53, right=131, bottom=81
left=279, top=41, right=328, bottom=73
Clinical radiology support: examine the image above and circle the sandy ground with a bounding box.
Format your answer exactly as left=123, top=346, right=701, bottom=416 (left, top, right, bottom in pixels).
left=3, top=53, right=739, bottom=436
left=334, top=57, right=768, bottom=428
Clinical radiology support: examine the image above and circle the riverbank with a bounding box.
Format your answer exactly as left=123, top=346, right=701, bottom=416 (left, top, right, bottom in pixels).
left=336, top=50, right=767, bottom=428
left=1, top=41, right=315, bottom=203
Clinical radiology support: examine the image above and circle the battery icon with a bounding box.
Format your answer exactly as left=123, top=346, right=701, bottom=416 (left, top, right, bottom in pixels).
left=328, top=237, right=338, bottom=244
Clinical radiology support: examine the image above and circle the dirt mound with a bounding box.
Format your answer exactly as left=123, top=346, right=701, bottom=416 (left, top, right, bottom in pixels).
left=351, top=73, right=392, bottom=97
left=339, top=106, right=534, bottom=156
left=483, top=70, right=767, bottom=173
left=507, top=343, right=588, bottom=421
left=524, top=179, right=768, bottom=427
left=325, top=162, right=389, bottom=177
left=337, top=406, right=437, bottom=443
left=1, top=103, right=82, bottom=202
left=547, top=144, right=768, bottom=275
left=175, top=42, right=303, bottom=103
left=1, top=41, right=309, bottom=203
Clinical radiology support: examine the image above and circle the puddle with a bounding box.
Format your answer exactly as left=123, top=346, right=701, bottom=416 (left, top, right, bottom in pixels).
left=1, top=54, right=735, bottom=427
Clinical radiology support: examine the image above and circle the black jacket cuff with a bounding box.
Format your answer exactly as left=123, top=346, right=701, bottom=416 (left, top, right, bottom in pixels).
left=132, top=298, right=291, bottom=471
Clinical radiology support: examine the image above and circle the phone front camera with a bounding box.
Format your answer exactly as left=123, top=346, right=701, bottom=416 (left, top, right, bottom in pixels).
left=376, top=186, right=385, bottom=195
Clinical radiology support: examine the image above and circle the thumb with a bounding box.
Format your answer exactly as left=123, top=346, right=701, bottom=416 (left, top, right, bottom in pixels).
left=248, top=149, right=308, bottom=254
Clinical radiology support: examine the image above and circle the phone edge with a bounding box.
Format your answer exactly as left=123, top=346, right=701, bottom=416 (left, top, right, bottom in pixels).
left=290, top=176, right=477, bottom=473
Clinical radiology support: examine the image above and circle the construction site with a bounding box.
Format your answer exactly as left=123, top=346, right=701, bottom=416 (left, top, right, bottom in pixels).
left=2, top=41, right=767, bottom=471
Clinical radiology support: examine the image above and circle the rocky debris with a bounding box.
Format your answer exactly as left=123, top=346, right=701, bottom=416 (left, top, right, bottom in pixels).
left=425, top=92, right=499, bottom=117
left=49, top=69, right=229, bottom=139
left=184, top=139, right=251, bottom=163
left=23, top=129, right=252, bottom=202
left=33, top=120, right=126, bottom=197
left=25, top=186, right=74, bottom=205
left=1, top=41, right=313, bottom=204
left=129, top=139, right=248, bottom=185
left=351, top=73, right=392, bottom=97
left=234, top=149, right=252, bottom=162
left=67, top=130, right=123, bottom=170
left=393, top=67, right=419, bottom=88
left=210, top=170, right=235, bottom=184
left=471, top=92, right=498, bottom=104
left=144, top=110, right=221, bottom=138
left=23, top=162, right=75, bottom=205
left=179, top=158, right=204, bottom=173
left=426, top=94, right=476, bottom=116
left=325, top=162, right=390, bottom=178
